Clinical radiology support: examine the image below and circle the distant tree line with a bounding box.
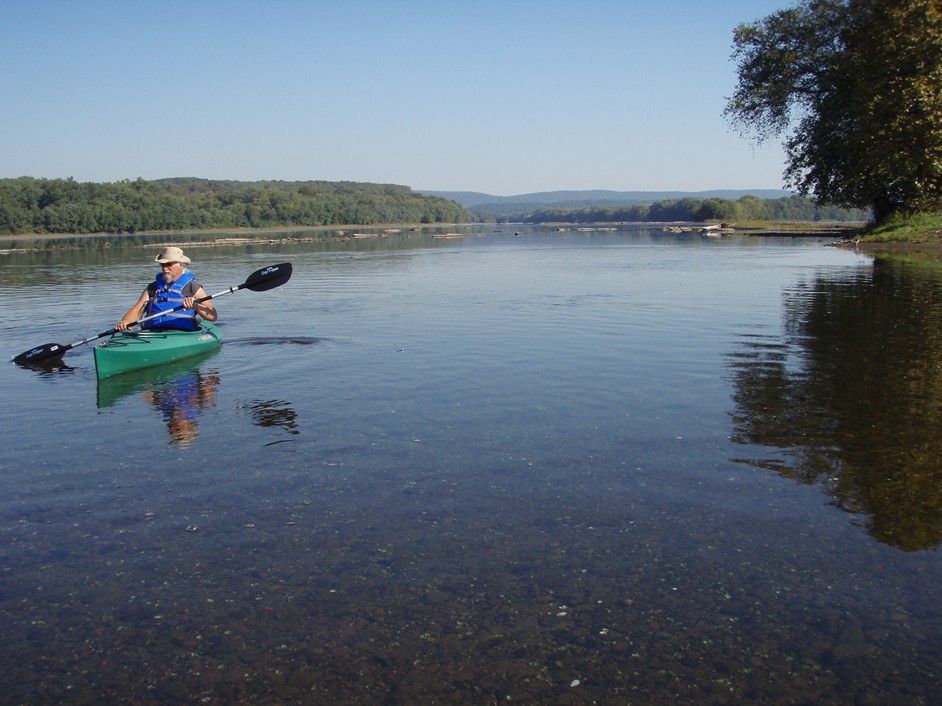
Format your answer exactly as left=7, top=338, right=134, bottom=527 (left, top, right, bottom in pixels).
left=0, top=177, right=471, bottom=235
left=513, top=195, right=870, bottom=224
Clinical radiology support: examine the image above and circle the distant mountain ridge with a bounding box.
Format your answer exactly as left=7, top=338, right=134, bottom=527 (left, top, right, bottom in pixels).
left=419, top=188, right=794, bottom=213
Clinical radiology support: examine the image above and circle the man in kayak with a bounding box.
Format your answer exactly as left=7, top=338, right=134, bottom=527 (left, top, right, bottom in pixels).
left=116, top=247, right=218, bottom=331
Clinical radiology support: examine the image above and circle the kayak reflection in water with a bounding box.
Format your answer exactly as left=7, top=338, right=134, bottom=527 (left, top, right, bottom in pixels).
left=142, top=369, right=220, bottom=445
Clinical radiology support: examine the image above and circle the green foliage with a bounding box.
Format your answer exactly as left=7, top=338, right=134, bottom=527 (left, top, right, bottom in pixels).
left=519, top=195, right=869, bottom=224
left=0, top=177, right=470, bottom=235
left=725, top=0, right=942, bottom=221
left=865, top=210, right=942, bottom=243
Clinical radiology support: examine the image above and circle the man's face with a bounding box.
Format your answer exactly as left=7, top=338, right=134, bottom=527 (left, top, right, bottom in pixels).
left=161, top=261, right=184, bottom=284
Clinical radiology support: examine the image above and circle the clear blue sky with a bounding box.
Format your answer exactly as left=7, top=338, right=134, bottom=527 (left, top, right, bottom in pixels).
left=1, top=0, right=793, bottom=196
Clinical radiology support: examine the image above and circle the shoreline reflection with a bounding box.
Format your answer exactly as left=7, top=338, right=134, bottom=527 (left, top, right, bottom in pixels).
left=728, top=256, right=942, bottom=551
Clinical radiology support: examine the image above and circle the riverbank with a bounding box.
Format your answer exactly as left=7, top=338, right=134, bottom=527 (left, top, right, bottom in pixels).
left=836, top=211, right=942, bottom=259
left=4, top=217, right=942, bottom=259
left=860, top=211, right=942, bottom=243
left=0, top=224, right=444, bottom=255
left=0, top=221, right=865, bottom=242
left=0, top=223, right=429, bottom=243
left=730, top=213, right=942, bottom=259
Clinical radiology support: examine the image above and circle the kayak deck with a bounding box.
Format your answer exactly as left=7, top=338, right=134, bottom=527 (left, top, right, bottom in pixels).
left=94, top=322, right=222, bottom=379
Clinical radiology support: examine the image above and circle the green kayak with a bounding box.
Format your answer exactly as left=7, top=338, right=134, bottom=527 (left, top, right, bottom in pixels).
left=94, top=322, right=223, bottom=379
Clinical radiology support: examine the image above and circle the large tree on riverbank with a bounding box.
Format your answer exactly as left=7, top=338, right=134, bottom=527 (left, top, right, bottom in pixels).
left=725, top=0, right=942, bottom=221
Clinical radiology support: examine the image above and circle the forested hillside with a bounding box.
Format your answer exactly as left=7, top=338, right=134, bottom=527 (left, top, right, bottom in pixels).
left=0, top=177, right=870, bottom=236
left=426, top=188, right=868, bottom=223
left=422, top=188, right=794, bottom=212
left=518, top=195, right=870, bottom=224
left=0, top=177, right=470, bottom=235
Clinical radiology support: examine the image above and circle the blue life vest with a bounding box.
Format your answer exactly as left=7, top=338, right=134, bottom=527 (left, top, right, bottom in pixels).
left=143, top=272, right=198, bottom=331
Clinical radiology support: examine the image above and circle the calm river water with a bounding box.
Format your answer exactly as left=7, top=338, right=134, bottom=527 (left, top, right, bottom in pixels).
left=2, top=225, right=942, bottom=704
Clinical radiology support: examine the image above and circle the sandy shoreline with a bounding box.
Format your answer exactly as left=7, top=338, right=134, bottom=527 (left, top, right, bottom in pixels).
left=836, top=239, right=942, bottom=259
left=0, top=222, right=859, bottom=241
left=4, top=223, right=941, bottom=260
left=0, top=223, right=419, bottom=243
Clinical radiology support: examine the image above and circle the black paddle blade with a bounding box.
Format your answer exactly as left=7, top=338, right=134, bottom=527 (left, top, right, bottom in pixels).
left=244, top=262, right=293, bottom=292
left=13, top=342, right=67, bottom=365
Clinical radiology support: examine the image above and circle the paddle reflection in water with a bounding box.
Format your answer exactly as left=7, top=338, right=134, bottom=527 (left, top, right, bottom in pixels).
left=728, top=254, right=942, bottom=551
left=239, top=399, right=300, bottom=446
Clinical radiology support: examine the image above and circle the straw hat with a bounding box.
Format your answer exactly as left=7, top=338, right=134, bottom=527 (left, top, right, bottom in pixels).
left=154, top=246, right=192, bottom=265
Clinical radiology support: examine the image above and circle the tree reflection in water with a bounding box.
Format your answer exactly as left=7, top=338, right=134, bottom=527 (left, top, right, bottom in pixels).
left=728, top=255, right=942, bottom=551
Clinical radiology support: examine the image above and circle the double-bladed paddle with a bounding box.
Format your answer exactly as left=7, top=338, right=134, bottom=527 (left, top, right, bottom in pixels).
left=12, top=262, right=293, bottom=366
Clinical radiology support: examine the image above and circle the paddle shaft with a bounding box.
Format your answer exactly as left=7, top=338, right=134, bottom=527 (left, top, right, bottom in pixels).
left=67, top=291, right=219, bottom=348
left=22, top=292, right=225, bottom=362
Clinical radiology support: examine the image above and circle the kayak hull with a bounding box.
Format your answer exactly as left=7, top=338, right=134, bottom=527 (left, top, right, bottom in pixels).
left=94, top=322, right=223, bottom=379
